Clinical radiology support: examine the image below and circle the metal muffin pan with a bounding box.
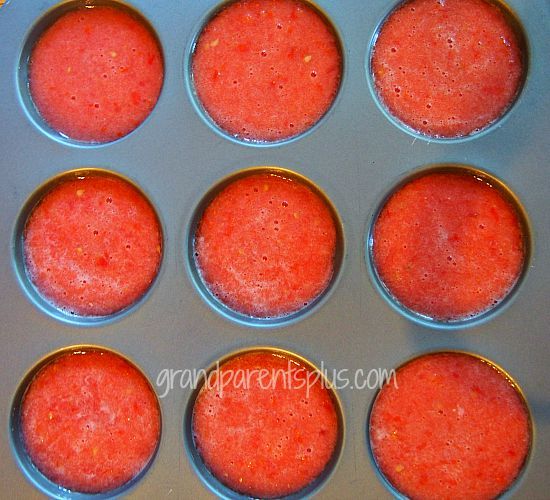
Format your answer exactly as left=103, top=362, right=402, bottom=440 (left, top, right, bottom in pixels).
left=1, top=0, right=549, bottom=498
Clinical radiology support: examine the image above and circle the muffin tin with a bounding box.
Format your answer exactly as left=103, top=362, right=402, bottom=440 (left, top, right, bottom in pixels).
left=1, top=0, right=549, bottom=498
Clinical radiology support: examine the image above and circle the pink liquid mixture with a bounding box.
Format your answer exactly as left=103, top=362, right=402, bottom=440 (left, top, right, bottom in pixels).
left=372, top=170, right=524, bottom=321
left=194, top=172, right=337, bottom=318
left=193, top=351, right=339, bottom=497
left=192, top=0, right=341, bottom=141
left=370, top=352, right=531, bottom=499
left=21, top=350, right=160, bottom=493
left=29, top=6, right=163, bottom=142
left=24, top=175, right=162, bottom=316
left=371, top=0, right=523, bottom=137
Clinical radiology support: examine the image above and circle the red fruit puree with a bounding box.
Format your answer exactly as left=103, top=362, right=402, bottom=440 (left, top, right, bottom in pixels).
left=192, top=0, right=341, bottom=142
left=29, top=6, right=163, bottom=142
left=370, top=352, right=531, bottom=499
left=372, top=170, right=524, bottom=321
left=371, top=0, right=523, bottom=137
left=194, top=172, right=337, bottom=318
left=21, top=350, right=160, bottom=494
left=24, top=175, right=162, bottom=316
left=192, top=350, right=339, bottom=498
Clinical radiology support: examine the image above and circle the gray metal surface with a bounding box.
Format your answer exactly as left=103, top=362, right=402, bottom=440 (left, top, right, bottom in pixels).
left=1, top=0, right=549, bottom=498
